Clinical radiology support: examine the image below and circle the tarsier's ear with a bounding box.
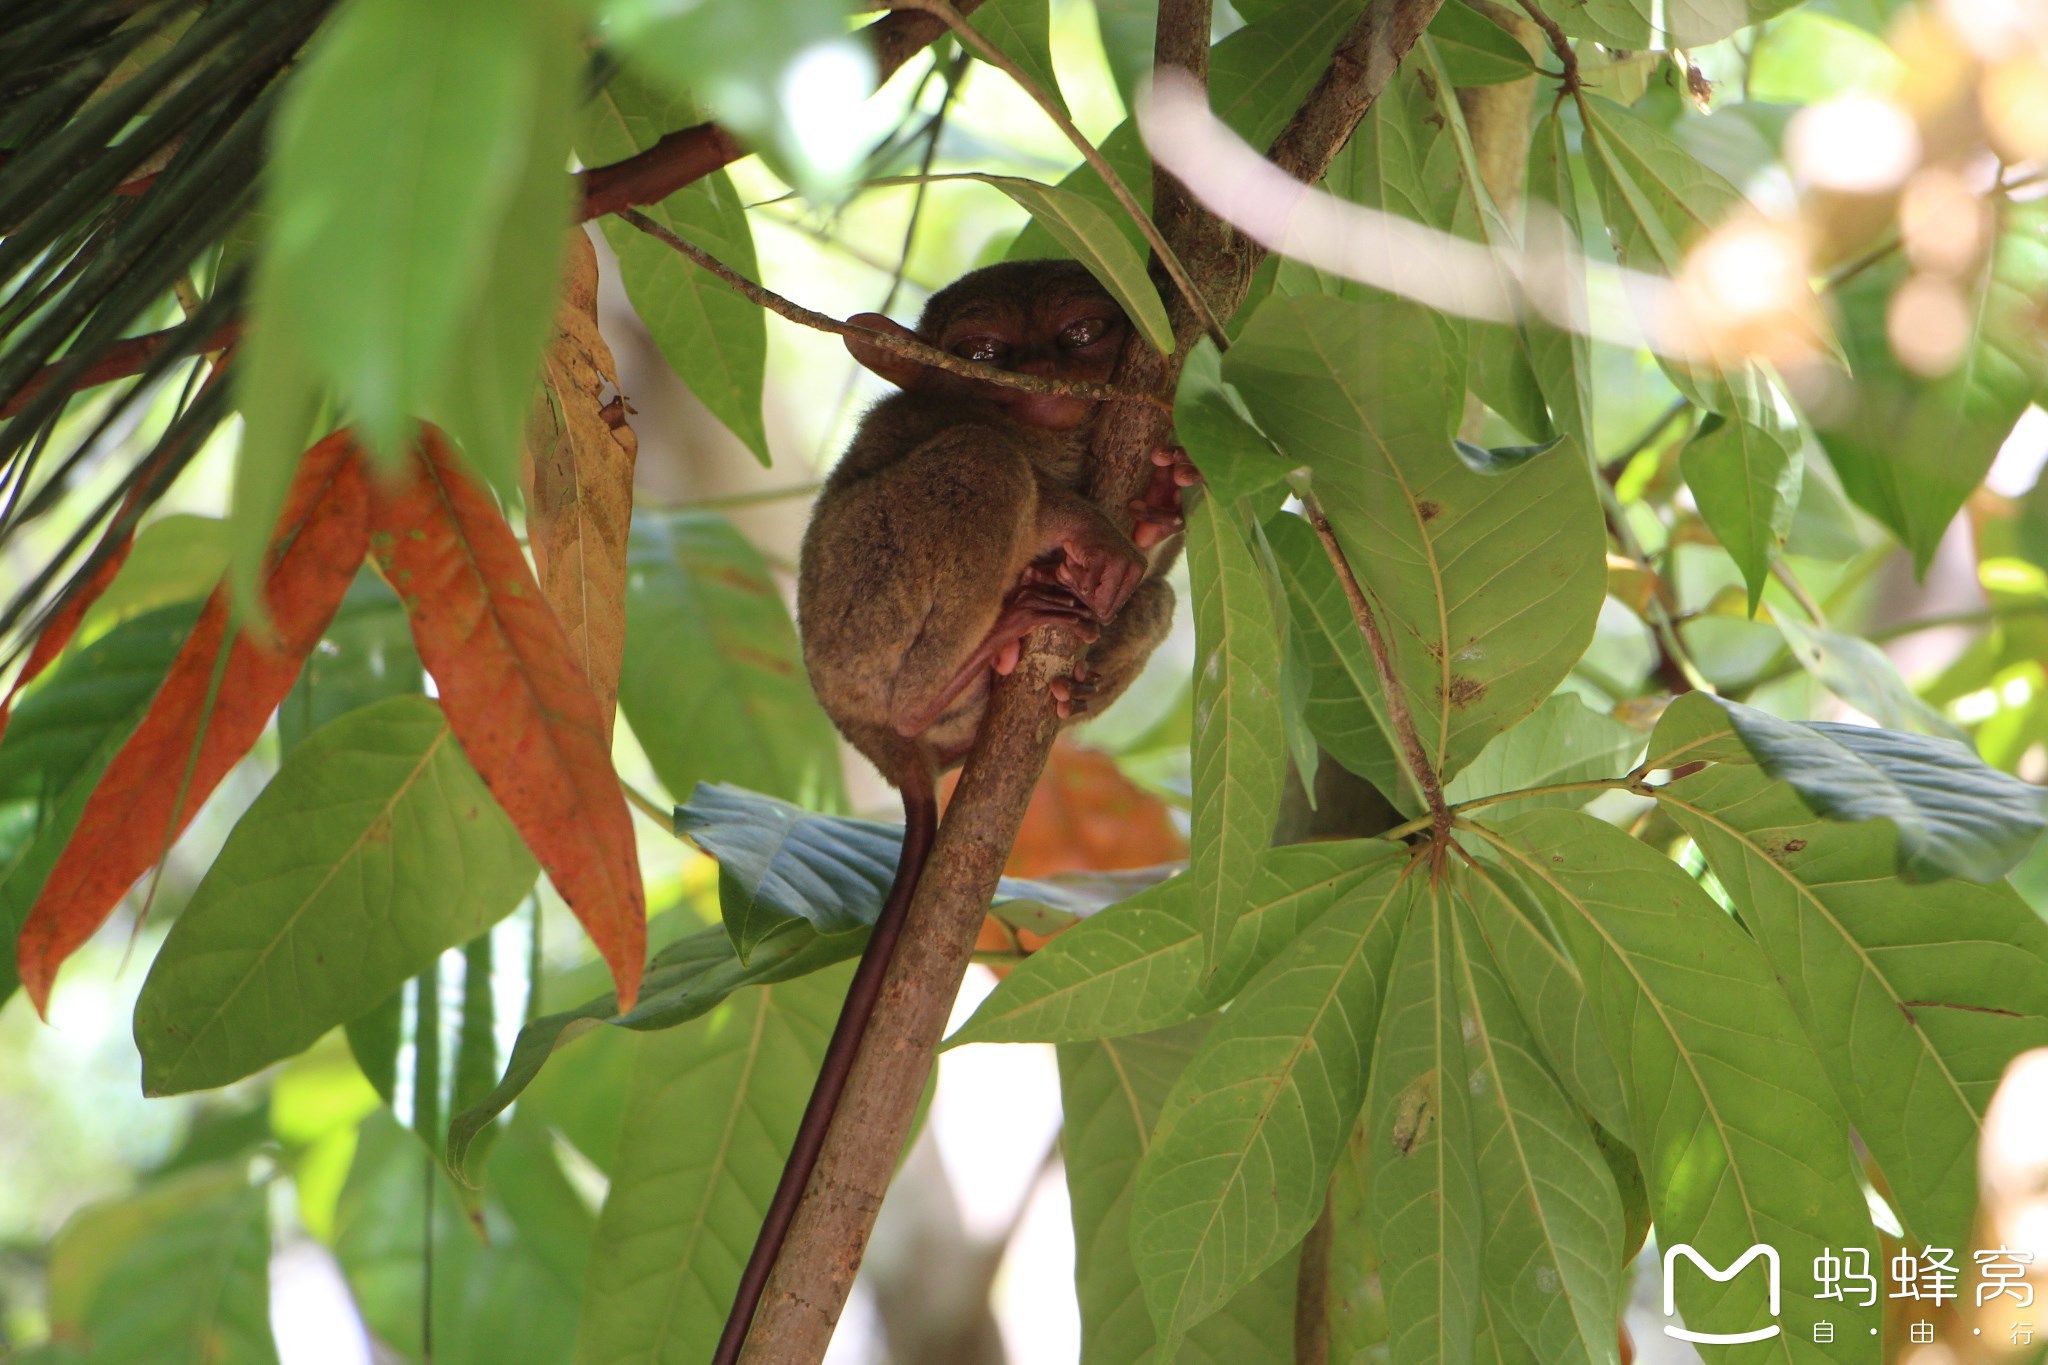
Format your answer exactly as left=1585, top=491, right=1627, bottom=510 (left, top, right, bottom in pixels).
left=845, top=313, right=928, bottom=390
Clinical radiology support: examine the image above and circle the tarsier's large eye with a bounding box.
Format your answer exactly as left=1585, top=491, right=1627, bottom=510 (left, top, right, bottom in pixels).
left=951, top=336, right=1009, bottom=364
left=1058, top=317, right=1112, bottom=348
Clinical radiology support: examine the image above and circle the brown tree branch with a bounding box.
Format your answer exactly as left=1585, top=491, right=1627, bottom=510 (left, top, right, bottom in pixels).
left=614, top=207, right=1170, bottom=409
left=738, top=0, right=1447, bottom=1359
left=1, top=3, right=981, bottom=425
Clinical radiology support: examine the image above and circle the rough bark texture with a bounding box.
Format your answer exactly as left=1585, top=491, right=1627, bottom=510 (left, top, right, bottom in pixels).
left=740, top=0, right=1448, bottom=1357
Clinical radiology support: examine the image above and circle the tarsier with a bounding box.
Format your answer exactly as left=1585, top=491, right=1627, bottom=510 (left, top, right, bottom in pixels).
left=714, top=259, right=1195, bottom=1363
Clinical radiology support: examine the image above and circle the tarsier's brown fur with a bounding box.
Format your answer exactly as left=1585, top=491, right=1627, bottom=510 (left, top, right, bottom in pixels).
left=716, top=260, right=1189, bottom=1365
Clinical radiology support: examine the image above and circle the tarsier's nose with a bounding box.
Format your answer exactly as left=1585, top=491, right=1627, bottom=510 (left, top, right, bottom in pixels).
left=1009, top=350, right=1059, bottom=377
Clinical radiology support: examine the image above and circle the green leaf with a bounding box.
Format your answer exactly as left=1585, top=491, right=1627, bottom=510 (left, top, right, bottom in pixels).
left=1680, top=384, right=1802, bottom=615
left=1659, top=759, right=2048, bottom=1251
left=1577, top=98, right=1822, bottom=409
left=1132, top=859, right=1416, bottom=1348
left=77, top=1172, right=276, bottom=1365
left=278, top=573, right=424, bottom=756
left=334, top=1112, right=585, bottom=1362
left=1185, top=490, right=1289, bottom=973
left=445, top=918, right=856, bottom=1183
left=1264, top=510, right=1412, bottom=810
left=1427, top=0, right=1537, bottom=84
left=1819, top=205, right=2048, bottom=574
left=1523, top=113, right=1594, bottom=463
left=1360, top=881, right=1481, bottom=1365
left=969, top=0, right=1070, bottom=121
left=617, top=511, right=843, bottom=809
left=1449, top=896, right=1623, bottom=1365
left=950, top=840, right=1405, bottom=1046
left=594, top=0, right=857, bottom=195
left=1442, top=694, right=1643, bottom=818
left=249, top=0, right=577, bottom=469
left=1551, top=0, right=1804, bottom=52
left=576, top=965, right=850, bottom=1363
left=1653, top=694, right=2045, bottom=882
left=584, top=72, right=771, bottom=465
left=1772, top=614, right=1964, bottom=739
left=1174, top=339, right=1296, bottom=505
left=943, top=174, right=1173, bottom=355
left=1061, top=1023, right=1301, bottom=1365
left=0, top=604, right=198, bottom=1006
left=1228, top=296, right=1607, bottom=790
left=76, top=514, right=227, bottom=639
left=134, top=697, right=537, bottom=1095
left=1454, top=857, right=1632, bottom=1142
left=1090, top=0, right=1160, bottom=113
left=1483, top=810, right=1883, bottom=1360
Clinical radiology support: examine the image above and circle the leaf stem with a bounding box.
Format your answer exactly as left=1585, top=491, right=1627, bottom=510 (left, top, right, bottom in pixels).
left=615, top=208, right=1169, bottom=410
left=622, top=780, right=676, bottom=831
left=883, top=0, right=1230, bottom=349
left=1379, top=775, right=1647, bottom=841
left=1302, top=495, right=1451, bottom=840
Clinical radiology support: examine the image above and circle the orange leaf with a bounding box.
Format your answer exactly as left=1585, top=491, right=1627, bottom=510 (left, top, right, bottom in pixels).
left=371, top=428, right=644, bottom=1010
left=0, top=353, right=238, bottom=746
left=525, top=230, right=639, bottom=739
left=16, top=432, right=370, bottom=1013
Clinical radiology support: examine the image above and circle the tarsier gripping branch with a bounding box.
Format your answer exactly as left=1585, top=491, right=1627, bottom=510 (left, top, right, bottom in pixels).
left=714, top=258, right=1197, bottom=1363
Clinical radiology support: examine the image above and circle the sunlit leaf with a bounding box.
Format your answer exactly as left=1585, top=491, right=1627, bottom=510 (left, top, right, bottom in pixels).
left=134, top=697, right=536, bottom=1095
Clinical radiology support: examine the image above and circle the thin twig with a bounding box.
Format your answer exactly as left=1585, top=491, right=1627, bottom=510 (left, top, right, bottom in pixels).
left=615, top=207, right=1168, bottom=409
left=884, top=0, right=1230, bottom=349
left=1302, top=496, right=1450, bottom=839
left=1602, top=397, right=1688, bottom=476
left=1513, top=0, right=1580, bottom=94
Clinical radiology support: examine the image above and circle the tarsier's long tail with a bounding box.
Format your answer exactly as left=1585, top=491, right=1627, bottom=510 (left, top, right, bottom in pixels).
left=712, top=767, right=941, bottom=1365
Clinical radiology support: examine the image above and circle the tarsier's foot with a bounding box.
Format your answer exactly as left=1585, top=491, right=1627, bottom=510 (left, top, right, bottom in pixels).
left=991, top=585, right=1101, bottom=676
left=1050, top=661, right=1097, bottom=720
left=1131, top=445, right=1202, bottom=549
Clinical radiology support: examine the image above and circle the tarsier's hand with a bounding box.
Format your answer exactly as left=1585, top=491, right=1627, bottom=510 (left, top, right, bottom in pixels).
left=1131, top=445, right=1201, bottom=549
left=1024, top=530, right=1147, bottom=623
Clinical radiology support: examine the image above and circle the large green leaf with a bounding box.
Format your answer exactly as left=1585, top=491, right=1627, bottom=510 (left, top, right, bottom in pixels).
left=1131, top=859, right=1416, bottom=1348
left=969, top=0, right=1070, bottom=122
left=76, top=1171, right=276, bottom=1365
left=134, top=697, right=537, bottom=1095
left=1680, top=376, right=1802, bottom=616
left=617, top=512, right=843, bottom=810
left=1427, top=1, right=1536, bottom=84
left=1522, top=112, right=1593, bottom=462
left=1441, top=693, right=1642, bottom=818
left=1658, top=759, right=2048, bottom=1251
left=1482, top=810, right=1882, bottom=1361
left=594, top=0, right=853, bottom=195
left=583, top=72, right=770, bottom=464
left=1450, top=897, right=1623, bottom=1365
left=1228, top=295, right=1606, bottom=790
left=278, top=573, right=424, bottom=755
left=1360, top=880, right=1481, bottom=1365
left=1060, top=1024, right=1302, bottom=1365
left=246, top=0, right=576, bottom=476
left=1263, top=509, right=1412, bottom=809
left=0, top=603, right=199, bottom=1006
left=1453, top=858, right=1631, bottom=1142
left=1652, top=694, right=2044, bottom=882
left=575, top=965, right=849, bottom=1364
left=1552, top=0, right=1804, bottom=56
left=950, top=840, right=1405, bottom=1046
left=335, top=1112, right=586, bottom=1364
left=1185, top=490, right=1289, bottom=973
left=1174, top=340, right=1296, bottom=506
left=1820, top=205, right=2048, bottom=574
